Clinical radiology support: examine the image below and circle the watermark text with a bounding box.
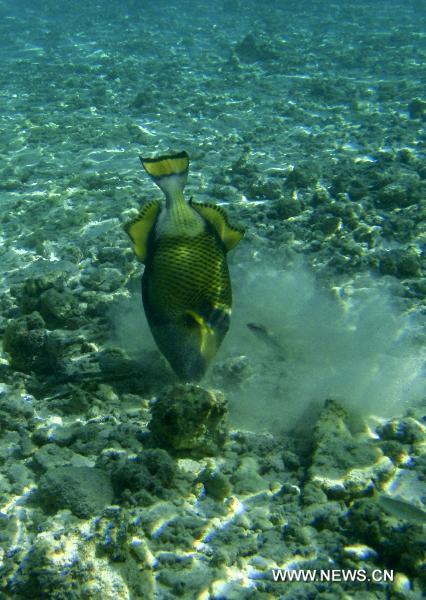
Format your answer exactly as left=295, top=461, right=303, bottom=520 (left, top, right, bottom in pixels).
left=272, top=568, right=394, bottom=583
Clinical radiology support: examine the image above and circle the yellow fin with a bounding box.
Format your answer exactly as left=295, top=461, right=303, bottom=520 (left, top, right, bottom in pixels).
left=124, top=200, right=161, bottom=263
left=185, top=310, right=216, bottom=361
left=190, top=200, right=245, bottom=251
left=141, top=151, right=189, bottom=180
left=186, top=310, right=213, bottom=333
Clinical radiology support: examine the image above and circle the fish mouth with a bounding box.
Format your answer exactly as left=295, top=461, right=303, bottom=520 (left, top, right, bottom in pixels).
left=150, top=319, right=222, bottom=382
left=172, top=348, right=209, bottom=382
left=161, top=334, right=212, bottom=382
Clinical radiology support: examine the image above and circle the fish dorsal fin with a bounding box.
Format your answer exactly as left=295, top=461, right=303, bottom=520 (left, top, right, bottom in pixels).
left=190, top=200, right=245, bottom=251
left=141, top=151, right=189, bottom=196
left=124, top=200, right=161, bottom=263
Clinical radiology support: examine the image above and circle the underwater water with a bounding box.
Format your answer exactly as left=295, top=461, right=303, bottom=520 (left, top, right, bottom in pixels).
left=0, top=0, right=425, bottom=597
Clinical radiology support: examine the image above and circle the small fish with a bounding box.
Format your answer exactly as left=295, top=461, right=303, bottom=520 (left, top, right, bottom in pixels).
left=376, top=492, right=426, bottom=526
left=125, top=151, right=244, bottom=381
left=247, top=322, right=286, bottom=360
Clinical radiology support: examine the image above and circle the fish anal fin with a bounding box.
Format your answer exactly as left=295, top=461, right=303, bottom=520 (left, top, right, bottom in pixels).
left=124, top=200, right=161, bottom=263
left=190, top=200, right=244, bottom=251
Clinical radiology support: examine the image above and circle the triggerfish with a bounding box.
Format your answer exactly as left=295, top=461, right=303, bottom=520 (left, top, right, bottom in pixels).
left=125, top=151, right=244, bottom=381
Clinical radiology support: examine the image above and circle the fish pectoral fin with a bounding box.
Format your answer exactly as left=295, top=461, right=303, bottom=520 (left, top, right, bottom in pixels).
left=185, top=310, right=217, bottom=358
left=189, top=200, right=245, bottom=251
left=185, top=310, right=213, bottom=334
left=124, top=200, right=161, bottom=263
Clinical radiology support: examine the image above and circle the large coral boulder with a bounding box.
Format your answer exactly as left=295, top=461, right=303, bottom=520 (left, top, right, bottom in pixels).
left=148, top=384, right=228, bottom=457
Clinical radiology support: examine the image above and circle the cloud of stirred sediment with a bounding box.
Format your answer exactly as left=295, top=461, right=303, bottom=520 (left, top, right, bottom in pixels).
left=223, top=253, right=424, bottom=432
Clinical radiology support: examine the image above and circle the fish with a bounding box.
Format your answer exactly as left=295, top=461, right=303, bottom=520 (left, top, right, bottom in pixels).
left=125, top=151, right=244, bottom=381
left=247, top=322, right=286, bottom=360
left=376, top=492, right=426, bottom=526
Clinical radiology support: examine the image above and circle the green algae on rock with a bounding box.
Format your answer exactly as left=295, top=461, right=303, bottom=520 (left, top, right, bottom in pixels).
left=110, top=448, right=176, bottom=505
left=3, top=312, right=53, bottom=374
left=37, top=466, right=114, bottom=518
left=197, top=466, right=232, bottom=501
left=148, top=384, right=228, bottom=456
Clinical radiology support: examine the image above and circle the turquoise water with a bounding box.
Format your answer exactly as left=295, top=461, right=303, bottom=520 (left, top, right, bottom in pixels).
left=0, top=1, right=425, bottom=598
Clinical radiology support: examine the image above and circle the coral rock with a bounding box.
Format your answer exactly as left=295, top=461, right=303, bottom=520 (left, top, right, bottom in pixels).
left=149, top=384, right=228, bottom=456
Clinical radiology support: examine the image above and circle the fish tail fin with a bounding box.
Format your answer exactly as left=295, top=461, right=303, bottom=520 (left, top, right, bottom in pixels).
left=140, top=151, right=189, bottom=196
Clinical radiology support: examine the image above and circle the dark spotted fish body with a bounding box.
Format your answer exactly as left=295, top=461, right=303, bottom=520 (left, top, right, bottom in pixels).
left=125, top=151, right=244, bottom=381
left=142, top=208, right=233, bottom=380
